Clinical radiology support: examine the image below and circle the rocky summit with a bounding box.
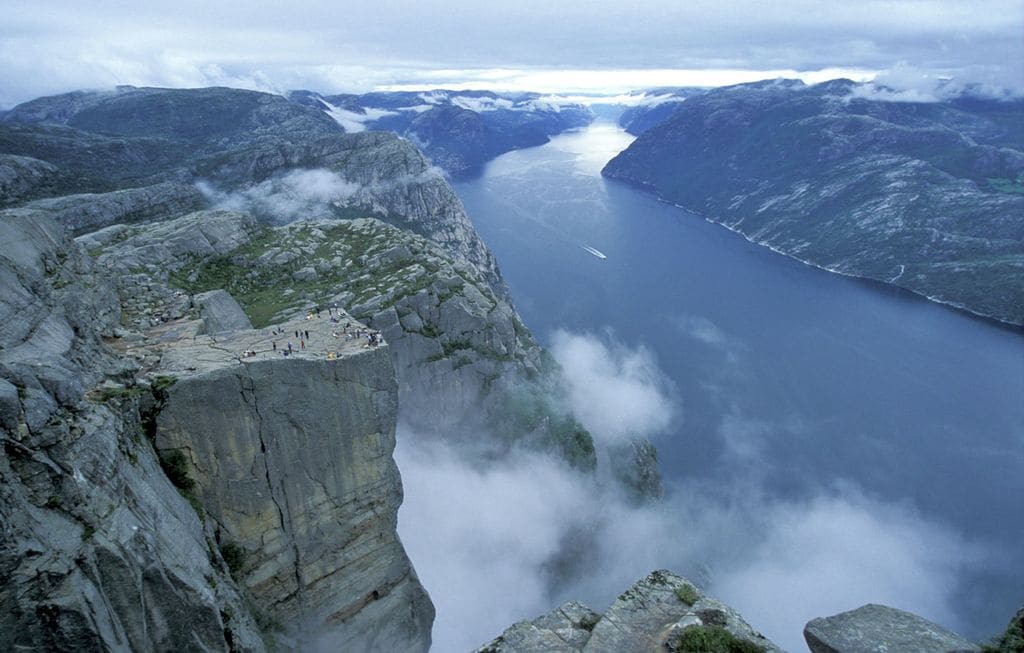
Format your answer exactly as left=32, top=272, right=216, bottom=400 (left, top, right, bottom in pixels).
left=475, top=570, right=783, bottom=653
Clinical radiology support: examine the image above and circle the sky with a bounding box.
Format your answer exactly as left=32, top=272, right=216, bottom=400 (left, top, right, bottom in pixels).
left=1, top=0, right=1022, bottom=108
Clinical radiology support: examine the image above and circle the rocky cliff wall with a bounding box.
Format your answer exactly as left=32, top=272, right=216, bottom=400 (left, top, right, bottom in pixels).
left=150, top=321, right=433, bottom=651
left=0, top=209, right=265, bottom=651
left=0, top=205, right=434, bottom=651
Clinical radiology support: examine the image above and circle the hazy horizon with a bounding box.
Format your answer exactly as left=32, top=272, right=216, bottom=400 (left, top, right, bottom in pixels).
left=2, top=0, right=1021, bottom=108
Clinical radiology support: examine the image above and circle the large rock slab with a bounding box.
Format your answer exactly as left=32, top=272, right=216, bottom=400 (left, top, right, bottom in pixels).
left=804, top=604, right=980, bottom=653
left=25, top=181, right=204, bottom=234
left=0, top=208, right=264, bottom=652
left=476, top=570, right=781, bottom=653
left=0, top=153, right=58, bottom=205
left=194, top=289, right=252, bottom=334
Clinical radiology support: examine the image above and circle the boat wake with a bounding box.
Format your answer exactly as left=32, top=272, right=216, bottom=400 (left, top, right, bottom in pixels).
left=581, top=244, right=607, bottom=259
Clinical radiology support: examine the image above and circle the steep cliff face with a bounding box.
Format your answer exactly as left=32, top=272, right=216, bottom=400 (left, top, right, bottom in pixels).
left=22, top=182, right=205, bottom=235
left=149, top=318, right=433, bottom=651
left=0, top=209, right=265, bottom=651
left=90, top=212, right=596, bottom=470
left=0, top=203, right=434, bottom=651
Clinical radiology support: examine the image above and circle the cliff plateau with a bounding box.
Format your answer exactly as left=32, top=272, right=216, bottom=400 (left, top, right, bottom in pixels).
left=0, top=201, right=434, bottom=650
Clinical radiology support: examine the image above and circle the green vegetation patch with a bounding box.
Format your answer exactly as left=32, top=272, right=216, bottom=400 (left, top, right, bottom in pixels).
left=983, top=607, right=1024, bottom=652
left=675, top=583, right=700, bottom=606
left=168, top=220, right=454, bottom=327
left=158, top=448, right=204, bottom=518
left=159, top=449, right=195, bottom=492
left=218, top=540, right=247, bottom=577
left=96, top=385, right=145, bottom=402
left=988, top=174, right=1024, bottom=195
left=670, top=625, right=765, bottom=653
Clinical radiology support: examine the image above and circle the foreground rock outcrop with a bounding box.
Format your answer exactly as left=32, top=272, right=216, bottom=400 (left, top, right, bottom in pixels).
left=0, top=205, right=434, bottom=651
left=804, top=604, right=980, bottom=653
left=476, top=570, right=782, bottom=653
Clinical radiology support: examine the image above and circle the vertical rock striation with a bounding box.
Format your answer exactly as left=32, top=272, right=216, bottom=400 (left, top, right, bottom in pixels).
left=151, top=319, right=433, bottom=652
left=0, top=209, right=265, bottom=651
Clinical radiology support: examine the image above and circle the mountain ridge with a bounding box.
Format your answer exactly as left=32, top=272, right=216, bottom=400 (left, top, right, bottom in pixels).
left=602, top=79, right=1024, bottom=326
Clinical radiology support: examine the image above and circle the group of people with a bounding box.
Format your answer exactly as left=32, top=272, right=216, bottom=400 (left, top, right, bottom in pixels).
left=242, top=304, right=384, bottom=360
left=331, top=322, right=382, bottom=348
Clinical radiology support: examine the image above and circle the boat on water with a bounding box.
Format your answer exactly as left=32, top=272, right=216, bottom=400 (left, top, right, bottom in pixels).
left=581, top=245, right=607, bottom=259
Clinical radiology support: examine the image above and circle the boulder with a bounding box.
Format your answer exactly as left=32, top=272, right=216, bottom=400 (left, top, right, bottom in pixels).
left=804, top=604, right=980, bottom=653
left=194, top=289, right=252, bottom=334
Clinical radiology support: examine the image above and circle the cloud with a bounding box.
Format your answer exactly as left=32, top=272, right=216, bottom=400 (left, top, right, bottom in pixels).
left=395, top=437, right=595, bottom=652
left=395, top=428, right=982, bottom=652
left=197, top=169, right=360, bottom=223
left=450, top=95, right=516, bottom=112
left=717, top=410, right=773, bottom=462
left=711, top=489, right=982, bottom=651
left=394, top=329, right=986, bottom=652
left=318, top=98, right=399, bottom=132
left=673, top=314, right=732, bottom=348
left=1, top=1, right=1021, bottom=108
left=845, top=62, right=1024, bottom=103
left=549, top=329, right=677, bottom=444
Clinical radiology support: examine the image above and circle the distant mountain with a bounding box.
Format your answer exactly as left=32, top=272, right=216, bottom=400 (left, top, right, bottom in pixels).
left=603, top=79, right=1024, bottom=326
left=288, top=89, right=594, bottom=178
left=0, top=86, right=341, bottom=198
left=615, top=87, right=704, bottom=135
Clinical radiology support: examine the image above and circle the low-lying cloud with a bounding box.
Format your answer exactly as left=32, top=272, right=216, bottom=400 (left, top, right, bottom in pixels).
left=395, top=329, right=985, bottom=652
left=196, top=165, right=446, bottom=224
left=197, top=169, right=360, bottom=222
left=712, top=490, right=980, bottom=650
left=549, top=329, right=677, bottom=444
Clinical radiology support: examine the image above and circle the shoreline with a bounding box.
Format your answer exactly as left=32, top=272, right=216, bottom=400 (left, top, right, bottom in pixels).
left=603, top=174, right=1023, bottom=333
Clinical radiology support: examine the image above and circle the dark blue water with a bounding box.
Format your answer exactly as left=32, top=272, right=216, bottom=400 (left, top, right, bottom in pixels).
left=454, top=121, right=1024, bottom=642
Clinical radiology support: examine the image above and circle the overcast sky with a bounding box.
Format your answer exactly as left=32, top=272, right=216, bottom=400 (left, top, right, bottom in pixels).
left=1, top=0, right=1022, bottom=107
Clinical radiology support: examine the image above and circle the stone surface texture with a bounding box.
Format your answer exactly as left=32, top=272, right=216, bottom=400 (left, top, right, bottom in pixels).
left=0, top=209, right=265, bottom=651
left=804, top=604, right=980, bottom=653
left=476, top=570, right=783, bottom=653
left=0, top=204, right=434, bottom=651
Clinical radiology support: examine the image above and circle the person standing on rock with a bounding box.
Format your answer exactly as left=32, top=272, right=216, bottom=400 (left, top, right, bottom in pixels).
left=304, top=329, right=309, bottom=340
left=300, top=339, right=305, bottom=349
left=273, top=341, right=277, bottom=351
